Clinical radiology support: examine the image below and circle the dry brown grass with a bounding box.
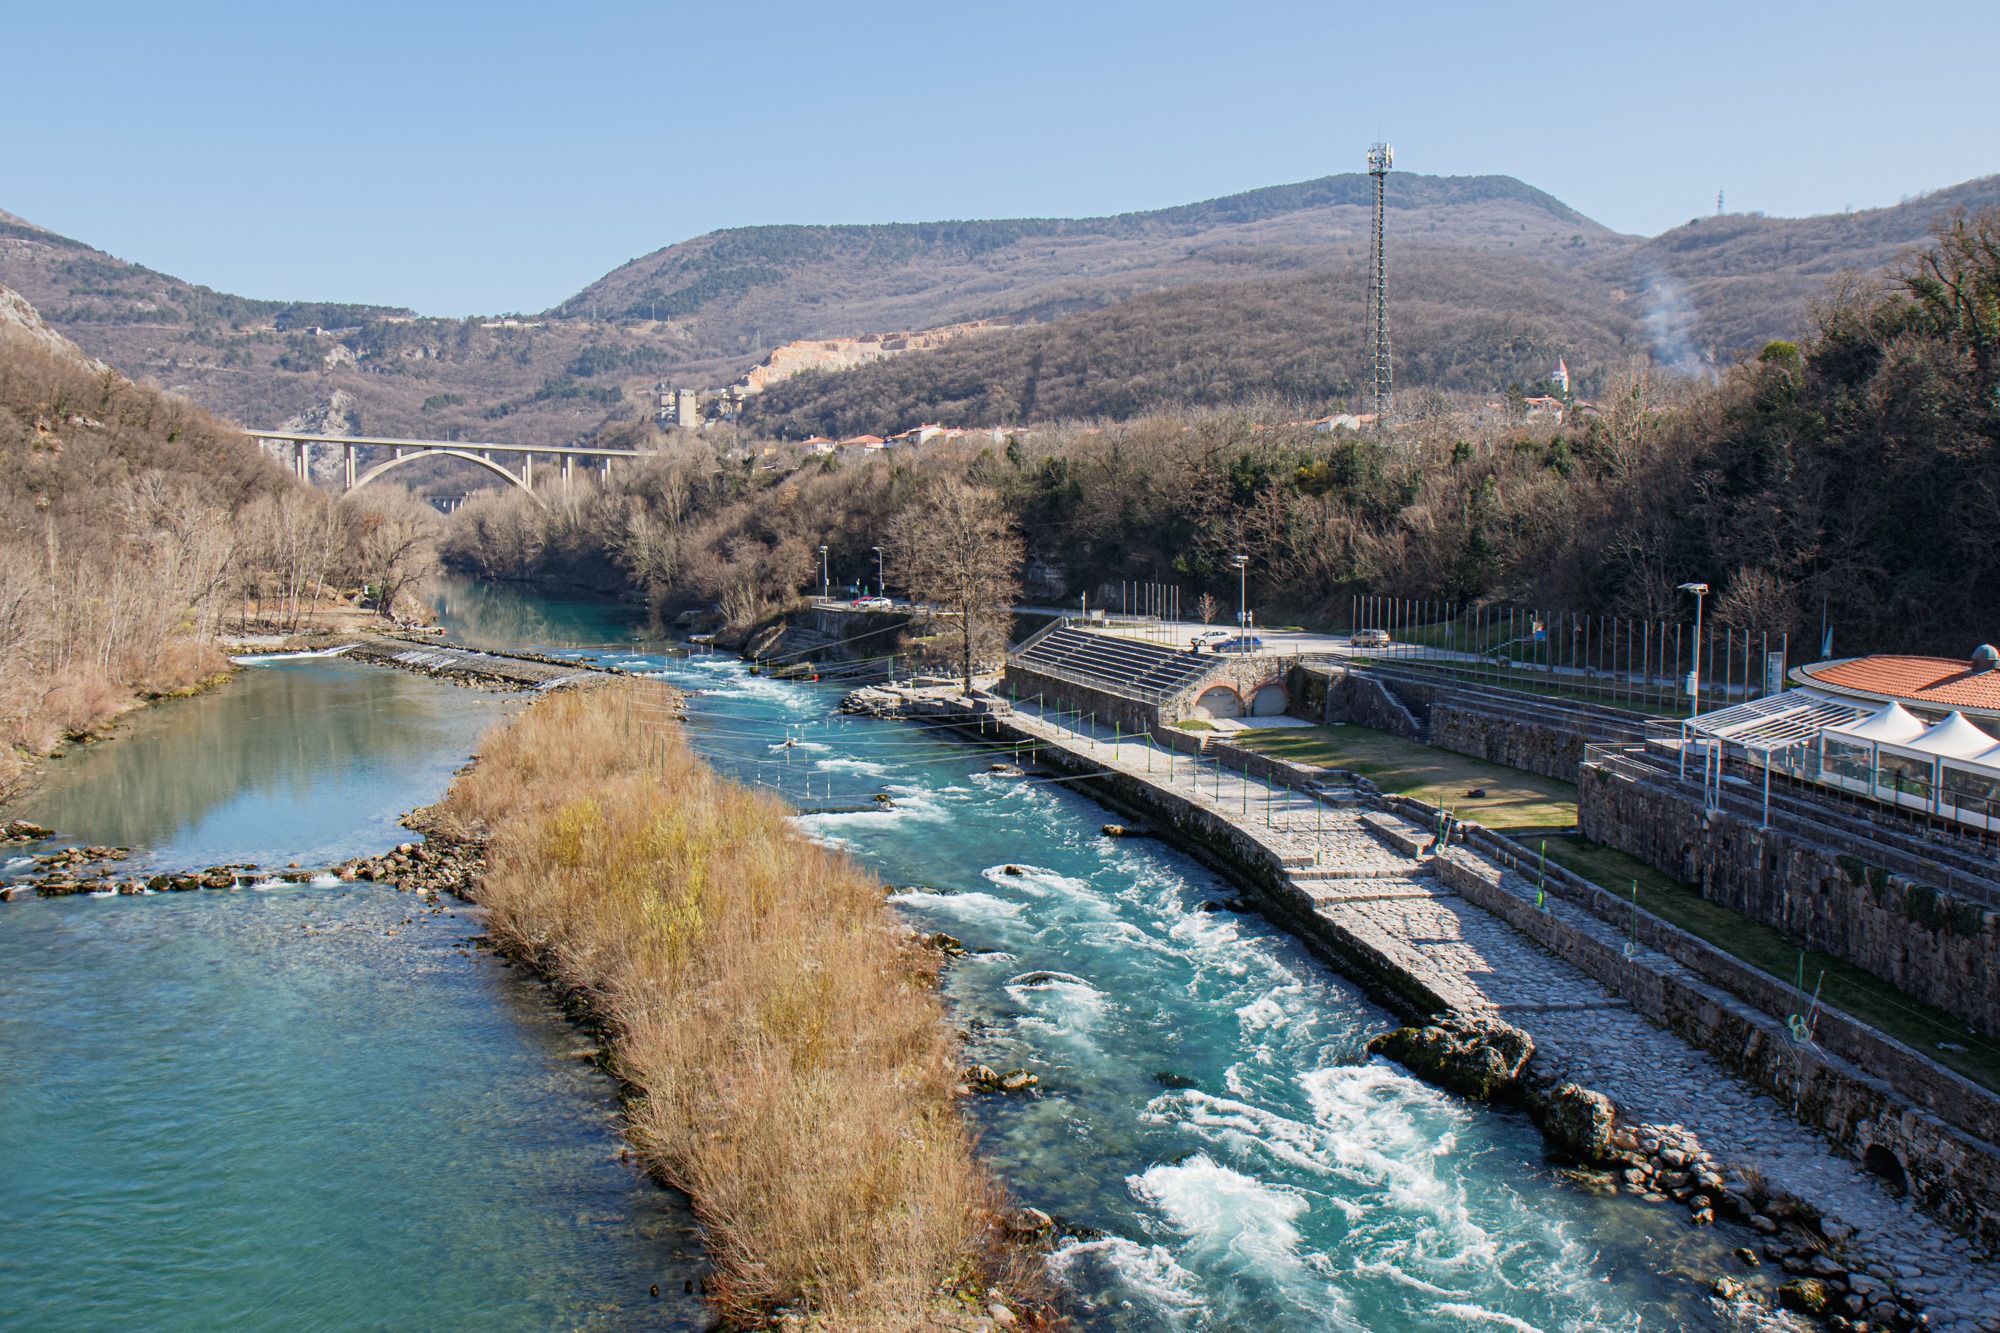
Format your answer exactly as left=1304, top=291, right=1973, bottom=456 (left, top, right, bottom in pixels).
left=437, top=682, right=1039, bottom=1330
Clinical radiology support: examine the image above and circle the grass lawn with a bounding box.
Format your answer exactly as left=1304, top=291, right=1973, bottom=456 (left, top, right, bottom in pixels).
left=1234, top=724, right=1577, bottom=830
left=1531, top=834, right=2000, bottom=1094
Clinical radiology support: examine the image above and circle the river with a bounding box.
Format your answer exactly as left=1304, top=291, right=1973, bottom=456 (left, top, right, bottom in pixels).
left=0, top=578, right=1757, bottom=1331
left=0, top=652, right=704, bottom=1331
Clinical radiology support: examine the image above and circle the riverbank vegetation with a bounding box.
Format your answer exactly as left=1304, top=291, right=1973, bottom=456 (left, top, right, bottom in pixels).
left=434, top=683, right=1037, bottom=1328
left=438, top=209, right=2000, bottom=660
left=0, top=291, right=444, bottom=802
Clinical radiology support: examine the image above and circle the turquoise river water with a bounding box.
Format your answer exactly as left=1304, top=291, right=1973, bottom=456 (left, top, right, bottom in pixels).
left=0, top=578, right=1760, bottom=1331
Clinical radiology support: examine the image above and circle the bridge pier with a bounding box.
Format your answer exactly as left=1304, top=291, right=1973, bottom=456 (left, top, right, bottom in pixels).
left=562, top=454, right=573, bottom=494
left=523, top=453, right=533, bottom=493
left=344, top=444, right=357, bottom=490
left=296, top=440, right=312, bottom=482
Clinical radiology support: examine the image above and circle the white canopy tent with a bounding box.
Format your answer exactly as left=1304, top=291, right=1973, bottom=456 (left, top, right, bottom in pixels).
left=1821, top=699, right=1928, bottom=746
left=1817, top=700, right=1929, bottom=800
left=1871, top=711, right=2000, bottom=819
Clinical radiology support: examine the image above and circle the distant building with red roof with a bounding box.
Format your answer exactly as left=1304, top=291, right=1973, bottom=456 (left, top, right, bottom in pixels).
left=1795, top=650, right=2000, bottom=721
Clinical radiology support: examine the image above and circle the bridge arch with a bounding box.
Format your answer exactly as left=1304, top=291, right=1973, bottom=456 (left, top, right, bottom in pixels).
left=349, top=448, right=540, bottom=500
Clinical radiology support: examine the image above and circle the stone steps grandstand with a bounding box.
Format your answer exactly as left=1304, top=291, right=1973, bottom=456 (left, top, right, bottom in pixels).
left=1012, top=626, right=1220, bottom=702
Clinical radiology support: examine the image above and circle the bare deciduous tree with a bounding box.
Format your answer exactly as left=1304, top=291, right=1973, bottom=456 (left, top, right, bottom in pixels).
left=884, top=477, right=1022, bottom=695
left=345, top=489, right=441, bottom=623
left=1195, top=592, right=1218, bottom=625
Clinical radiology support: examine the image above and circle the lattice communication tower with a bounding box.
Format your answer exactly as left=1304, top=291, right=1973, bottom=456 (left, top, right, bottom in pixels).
left=1366, top=141, right=1394, bottom=426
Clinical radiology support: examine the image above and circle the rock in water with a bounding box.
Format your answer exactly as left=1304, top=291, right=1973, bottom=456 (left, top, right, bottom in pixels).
left=1535, top=1082, right=1617, bottom=1162
left=1006, top=1207, right=1054, bottom=1239
left=1367, top=1015, right=1534, bottom=1101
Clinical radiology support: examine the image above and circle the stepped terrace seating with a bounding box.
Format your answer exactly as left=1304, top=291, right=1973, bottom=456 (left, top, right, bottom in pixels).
left=1013, top=627, right=1218, bottom=702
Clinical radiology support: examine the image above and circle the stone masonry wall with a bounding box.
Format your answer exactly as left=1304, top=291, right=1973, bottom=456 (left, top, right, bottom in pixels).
left=1303, top=668, right=1424, bottom=738
left=1006, top=653, right=1297, bottom=731
left=1579, top=762, right=2000, bottom=1037
left=1426, top=702, right=1587, bottom=782
left=1437, top=849, right=2000, bottom=1250
left=1001, top=666, right=1158, bottom=736
left=1293, top=664, right=1600, bottom=778
left=904, top=701, right=2000, bottom=1255
left=1365, top=671, right=1645, bottom=783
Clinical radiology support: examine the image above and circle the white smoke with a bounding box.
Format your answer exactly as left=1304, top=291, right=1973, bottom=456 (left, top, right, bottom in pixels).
left=1639, top=271, right=1715, bottom=381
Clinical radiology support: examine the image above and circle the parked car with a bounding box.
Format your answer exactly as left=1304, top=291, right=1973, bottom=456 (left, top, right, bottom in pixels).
left=1190, top=628, right=1233, bottom=645
left=1349, top=628, right=1392, bottom=648
left=1218, top=636, right=1265, bottom=651
left=851, top=596, right=893, bottom=609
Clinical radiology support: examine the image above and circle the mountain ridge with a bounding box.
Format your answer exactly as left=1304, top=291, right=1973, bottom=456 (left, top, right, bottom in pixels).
left=0, top=168, right=1992, bottom=447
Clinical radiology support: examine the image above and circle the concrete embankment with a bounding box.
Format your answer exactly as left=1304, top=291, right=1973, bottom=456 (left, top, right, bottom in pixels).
left=846, top=683, right=2000, bottom=1333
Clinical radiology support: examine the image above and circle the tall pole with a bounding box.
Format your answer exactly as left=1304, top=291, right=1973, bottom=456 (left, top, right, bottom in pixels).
left=1367, top=141, right=1395, bottom=430
left=871, top=544, right=884, bottom=599
left=820, top=544, right=830, bottom=601
left=1680, top=582, right=1709, bottom=717
left=1232, top=554, right=1249, bottom=655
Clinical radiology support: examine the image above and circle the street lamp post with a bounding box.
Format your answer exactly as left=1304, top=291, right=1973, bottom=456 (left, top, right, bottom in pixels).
left=1679, top=582, right=1709, bottom=716
left=1232, top=554, right=1249, bottom=655
left=820, top=545, right=830, bottom=602
left=871, top=544, right=884, bottom=599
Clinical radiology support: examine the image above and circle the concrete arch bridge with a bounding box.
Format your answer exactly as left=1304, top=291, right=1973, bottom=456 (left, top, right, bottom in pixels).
left=247, top=430, right=655, bottom=502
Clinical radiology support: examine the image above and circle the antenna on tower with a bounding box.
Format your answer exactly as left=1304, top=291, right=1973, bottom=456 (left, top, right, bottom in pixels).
left=1717, top=188, right=1724, bottom=216
left=1366, top=142, right=1394, bottom=430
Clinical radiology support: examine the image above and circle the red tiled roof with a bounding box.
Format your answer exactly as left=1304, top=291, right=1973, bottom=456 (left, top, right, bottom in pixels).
left=1801, top=656, right=2000, bottom=712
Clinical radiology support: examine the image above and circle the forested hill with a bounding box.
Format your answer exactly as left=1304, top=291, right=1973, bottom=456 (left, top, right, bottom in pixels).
left=1593, top=173, right=2000, bottom=360
left=741, top=254, right=1645, bottom=438
left=1, top=170, right=1995, bottom=446
left=561, top=173, right=1632, bottom=358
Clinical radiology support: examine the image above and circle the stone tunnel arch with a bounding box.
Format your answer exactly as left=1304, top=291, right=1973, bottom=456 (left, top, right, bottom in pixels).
left=1249, top=680, right=1290, bottom=716
left=349, top=448, right=539, bottom=500
left=1193, top=685, right=1244, bottom=720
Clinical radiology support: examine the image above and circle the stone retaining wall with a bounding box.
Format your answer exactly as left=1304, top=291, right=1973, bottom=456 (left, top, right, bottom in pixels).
left=1579, top=762, right=2000, bottom=1036
left=1005, top=652, right=1297, bottom=732
left=906, top=701, right=2000, bottom=1254
left=1001, top=668, right=1159, bottom=736
left=1427, top=702, right=1587, bottom=782
left=1290, top=662, right=1665, bottom=783
left=1436, top=849, right=2000, bottom=1250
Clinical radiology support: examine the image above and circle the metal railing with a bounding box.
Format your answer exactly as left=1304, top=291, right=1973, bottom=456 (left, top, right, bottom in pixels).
left=1350, top=593, right=1790, bottom=714
left=1583, top=742, right=2000, bottom=906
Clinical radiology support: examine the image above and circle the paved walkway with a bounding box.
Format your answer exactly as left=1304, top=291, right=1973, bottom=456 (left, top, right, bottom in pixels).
left=1008, top=699, right=2000, bottom=1331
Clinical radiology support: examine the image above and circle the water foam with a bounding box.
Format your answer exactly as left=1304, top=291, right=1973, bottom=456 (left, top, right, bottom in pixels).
left=886, top=889, right=1024, bottom=923
left=980, top=863, right=1095, bottom=899
left=814, top=757, right=890, bottom=777
left=1046, top=1234, right=1208, bottom=1318
left=1003, top=971, right=1109, bottom=1032
left=1432, top=1304, right=1548, bottom=1332
left=1130, top=1153, right=1316, bottom=1287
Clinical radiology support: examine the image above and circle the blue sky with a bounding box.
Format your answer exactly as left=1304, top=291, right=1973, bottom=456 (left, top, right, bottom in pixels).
left=5, top=0, right=1993, bottom=316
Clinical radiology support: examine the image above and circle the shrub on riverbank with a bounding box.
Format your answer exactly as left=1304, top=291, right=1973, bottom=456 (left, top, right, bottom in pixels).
left=437, top=683, right=1035, bottom=1328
